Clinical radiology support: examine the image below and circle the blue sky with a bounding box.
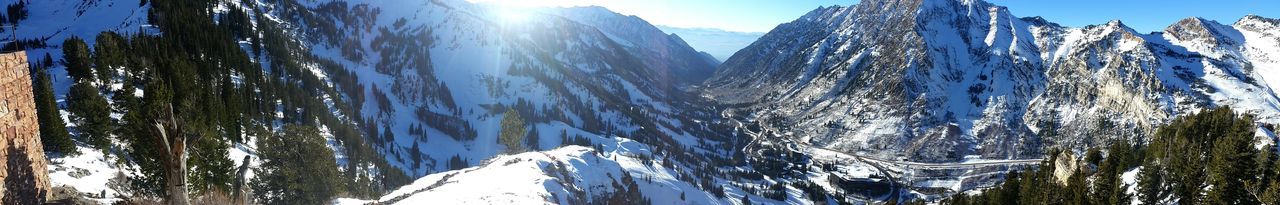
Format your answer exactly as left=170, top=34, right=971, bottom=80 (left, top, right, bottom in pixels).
left=989, top=0, right=1280, bottom=33
left=470, top=0, right=1280, bottom=33
left=469, top=0, right=849, bottom=32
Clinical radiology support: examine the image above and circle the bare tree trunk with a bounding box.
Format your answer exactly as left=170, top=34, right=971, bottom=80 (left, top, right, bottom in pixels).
left=232, top=155, right=251, bottom=205
left=151, top=106, right=188, bottom=205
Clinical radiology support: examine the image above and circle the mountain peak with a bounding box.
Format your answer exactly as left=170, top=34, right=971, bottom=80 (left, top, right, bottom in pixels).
left=1077, top=19, right=1138, bottom=36
left=1106, top=19, right=1127, bottom=28
left=799, top=5, right=847, bottom=20
left=1242, top=14, right=1278, bottom=22
left=1167, top=16, right=1239, bottom=46
left=1237, top=14, right=1280, bottom=27
left=1020, top=16, right=1062, bottom=28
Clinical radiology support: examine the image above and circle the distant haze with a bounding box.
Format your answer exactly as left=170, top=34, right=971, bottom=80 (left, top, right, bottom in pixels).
left=657, top=26, right=763, bottom=62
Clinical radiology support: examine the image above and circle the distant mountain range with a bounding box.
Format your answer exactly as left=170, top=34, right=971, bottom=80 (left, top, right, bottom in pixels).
left=707, top=0, right=1280, bottom=162
left=657, top=25, right=764, bottom=62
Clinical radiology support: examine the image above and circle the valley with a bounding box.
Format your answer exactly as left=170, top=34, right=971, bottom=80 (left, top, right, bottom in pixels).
left=1, top=0, right=1279, bottom=204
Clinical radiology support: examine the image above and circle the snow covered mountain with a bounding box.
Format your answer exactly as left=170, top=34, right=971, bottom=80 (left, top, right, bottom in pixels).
left=283, top=0, right=731, bottom=177
left=9, top=0, right=741, bottom=203
left=706, top=0, right=1280, bottom=162
left=547, top=6, right=721, bottom=84
left=16, top=0, right=1280, bottom=204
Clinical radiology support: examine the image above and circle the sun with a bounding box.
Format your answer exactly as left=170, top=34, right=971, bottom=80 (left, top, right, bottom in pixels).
left=468, top=0, right=585, bottom=8
left=470, top=0, right=596, bottom=24
left=496, top=6, right=536, bottom=24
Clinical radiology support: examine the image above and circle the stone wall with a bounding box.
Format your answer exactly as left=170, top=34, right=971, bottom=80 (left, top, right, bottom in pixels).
left=0, top=51, right=51, bottom=201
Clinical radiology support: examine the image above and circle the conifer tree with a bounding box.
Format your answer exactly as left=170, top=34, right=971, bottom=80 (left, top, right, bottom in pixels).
left=120, top=78, right=172, bottom=197
left=66, top=82, right=110, bottom=149
left=410, top=142, right=421, bottom=169
left=32, top=69, right=75, bottom=155
left=62, top=37, right=94, bottom=82
left=1255, top=145, right=1278, bottom=194
left=1263, top=180, right=1280, bottom=205
left=93, top=31, right=127, bottom=84
left=997, top=170, right=1020, bottom=204
left=1065, top=169, right=1091, bottom=205
left=252, top=125, right=342, bottom=205
left=1206, top=114, right=1258, bottom=204
left=42, top=53, right=55, bottom=69
left=1137, top=158, right=1163, bottom=205
left=499, top=109, right=527, bottom=154
left=526, top=125, right=540, bottom=151
left=188, top=128, right=235, bottom=195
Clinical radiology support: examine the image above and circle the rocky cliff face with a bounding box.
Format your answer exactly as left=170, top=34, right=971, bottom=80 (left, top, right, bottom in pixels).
left=706, top=0, right=1280, bottom=162
left=0, top=51, right=51, bottom=202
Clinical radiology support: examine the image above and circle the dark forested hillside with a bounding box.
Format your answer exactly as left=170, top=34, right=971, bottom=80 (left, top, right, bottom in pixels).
left=936, top=107, right=1277, bottom=205
left=8, top=0, right=407, bottom=203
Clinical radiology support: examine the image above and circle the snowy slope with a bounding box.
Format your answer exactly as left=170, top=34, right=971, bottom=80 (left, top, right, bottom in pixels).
left=14, top=0, right=755, bottom=202
left=338, top=137, right=902, bottom=205
left=280, top=0, right=734, bottom=178
left=287, top=0, right=921, bottom=203
left=3, top=0, right=149, bottom=95
left=339, top=144, right=725, bottom=205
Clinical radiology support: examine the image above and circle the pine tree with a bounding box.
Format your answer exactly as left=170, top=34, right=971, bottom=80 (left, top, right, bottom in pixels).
left=1263, top=180, right=1280, bottom=205
left=525, top=125, right=540, bottom=151
left=188, top=128, right=235, bottom=195
left=1137, top=163, right=1163, bottom=203
left=42, top=53, right=55, bottom=70
left=998, top=171, right=1021, bottom=204
left=1256, top=145, right=1278, bottom=195
left=119, top=78, right=172, bottom=197
left=1092, top=141, right=1134, bottom=205
left=66, top=82, right=111, bottom=149
left=409, top=142, right=422, bottom=169
left=1172, top=140, right=1206, bottom=205
left=499, top=109, right=527, bottom=154
left=252, top=125, right=342, bottom=205
left=93, top=31, right=127, bottom=84
left=1205, top=114, right=1258, bottom=204
left=1018, top=166, right=1049, bottom=205
left=447, top=155, right=467, bottom=170
left=62, top=37, right=94, bottom=82
left=32, top=69, right=76, bottom=155
left=111, top=78, right=140, bottom=113
left=1066, top=168, right=1091, bottom=205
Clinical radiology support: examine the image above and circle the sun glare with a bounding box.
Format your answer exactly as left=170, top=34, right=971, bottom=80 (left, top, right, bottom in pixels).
left=471, top=0, right=600, bottom=24
left=496, top=6, right=535, bottom=24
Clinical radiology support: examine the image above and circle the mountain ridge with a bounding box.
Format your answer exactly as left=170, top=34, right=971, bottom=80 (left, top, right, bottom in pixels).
left=707, top=0, right=1280, bottom=162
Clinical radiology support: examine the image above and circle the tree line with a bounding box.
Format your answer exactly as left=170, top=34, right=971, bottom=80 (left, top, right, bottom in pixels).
left=935, top=107, right=1279, bottom=205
